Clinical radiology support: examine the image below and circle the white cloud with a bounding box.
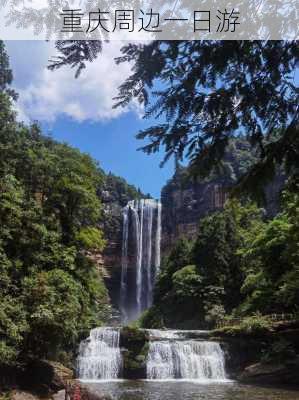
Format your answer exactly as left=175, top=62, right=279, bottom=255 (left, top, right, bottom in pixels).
left=7, top=40, right=141, bottom=123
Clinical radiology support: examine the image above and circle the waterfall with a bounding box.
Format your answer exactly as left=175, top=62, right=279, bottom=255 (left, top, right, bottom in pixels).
left=146, top=331, right=227, bottom=381
left=77, top=327, right=122, bottom=380
left=136, top=199, right=144, bottom=314
left=155, top=201, right=162, bottom=276
left=120, top=207, right=129, bottom=321
left=120, top=198, right=162, bottom=322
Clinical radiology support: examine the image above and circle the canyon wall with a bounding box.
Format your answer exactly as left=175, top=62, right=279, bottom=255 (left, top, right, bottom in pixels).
left=161, top=139, right=285, bottom=253
left=95, top=140, right=285, bottom=313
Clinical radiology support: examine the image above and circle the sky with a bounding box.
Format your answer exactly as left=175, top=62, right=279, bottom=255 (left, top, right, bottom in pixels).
left=5, top=40, right=174, bottom=199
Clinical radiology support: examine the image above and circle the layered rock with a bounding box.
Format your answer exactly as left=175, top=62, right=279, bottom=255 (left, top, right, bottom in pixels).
left=93, top=175, right=145, bottom=316
left=161, top=140, right=285, bottom=253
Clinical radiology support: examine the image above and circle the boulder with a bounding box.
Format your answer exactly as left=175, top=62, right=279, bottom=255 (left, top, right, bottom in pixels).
left=238, top=358, right=299, bottom=385
left=47, top=362, right=73, bottom=387
left=120, top=327, right=149, bottom=379
left=67, top=382, right=111, bottom=400
left=20, top=360, right=73, bottom=395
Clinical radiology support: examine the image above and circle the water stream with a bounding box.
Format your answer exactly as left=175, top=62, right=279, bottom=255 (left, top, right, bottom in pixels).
left=77, top=328, right=228, bottom=382
left=82, top=381, right=299, bottom=400
left=77, top=327, right=122, bottom=380
left=146, top=340, right=227, bottom=380
left=76, top=197, right=299, bottom=399
left=77, top=199, right=229, bottom=383
left=120, top=199, right=161, bottom=323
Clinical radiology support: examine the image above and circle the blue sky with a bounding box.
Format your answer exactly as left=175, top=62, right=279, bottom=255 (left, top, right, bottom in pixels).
left=43, top=113, right=173, bottom=198
left=5, top=40, right=174, bottom=198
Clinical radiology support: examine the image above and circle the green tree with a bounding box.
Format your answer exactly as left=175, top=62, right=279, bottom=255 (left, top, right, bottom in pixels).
left=49, top=40, right=298, bottom=200
left=115, top=42, right=298, bottom=190
left=145, top=200, right=265, bottom=328
left=0, top=40, right=17, bottom=100
left=0, top=41, right=110, bottom=366
left=239, top=187, right=299, bottom=314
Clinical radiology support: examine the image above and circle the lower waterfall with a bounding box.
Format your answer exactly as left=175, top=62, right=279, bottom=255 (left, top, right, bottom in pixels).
left=146, top=334, right=227, bottom=381
left=77, top=328, right=228, bottom=382
left=77, top=195, right=228, bottom=382
left=77, top=327, right=122, bottom=380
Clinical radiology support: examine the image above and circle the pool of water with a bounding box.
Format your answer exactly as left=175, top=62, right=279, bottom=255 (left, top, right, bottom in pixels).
left=83, top=380, right=299, bottom=400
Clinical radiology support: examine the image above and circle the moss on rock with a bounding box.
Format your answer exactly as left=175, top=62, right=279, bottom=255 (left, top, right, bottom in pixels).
left=120, top=327, right=149, bottom=379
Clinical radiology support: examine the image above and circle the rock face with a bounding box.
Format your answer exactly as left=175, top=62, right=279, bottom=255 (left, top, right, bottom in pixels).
left=94, top=141, right=285, bottom=312
left=120, top=327, right=149, bottom=379
left=20, top=360, right=73, bottom=395
left=238, top=359, right=299, bottom=386
left=161, top=173, right=231, bottom=253
left=93, top=175, right=145, bottom=318
left=10, top=390, right=41, bottom=400
left=214, top=320, right=299, bottom=385
left=161, top=140, right=285, bottom=253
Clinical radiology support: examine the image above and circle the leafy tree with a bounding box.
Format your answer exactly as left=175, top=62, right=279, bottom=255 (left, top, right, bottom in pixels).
left=239, top=187, right=299, bottom=314
left=75, top=227, right=106, bottom=251
left=114, top=41, right=298, bottom=191
left=145, top=200, right=267, bottom=328
left=192, top=200, right=261, bottom=311
left=0, top=41, right=111, bottom=366
left=104, top=173, right=145, bottom=207
left=154, top=238, right=193, bottom=301
left=48, top=40, right=298, bottom=196
left=0, top=40, right=17, bottom=100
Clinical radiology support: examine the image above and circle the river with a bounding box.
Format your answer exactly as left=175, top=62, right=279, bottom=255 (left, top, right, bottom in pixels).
left=82, top=380, right=299, bottom=400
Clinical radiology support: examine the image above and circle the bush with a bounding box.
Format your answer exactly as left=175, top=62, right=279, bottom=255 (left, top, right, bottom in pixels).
left=138, top=307, right=165, bottom=329
left=216, top=313, right=273, bottom=336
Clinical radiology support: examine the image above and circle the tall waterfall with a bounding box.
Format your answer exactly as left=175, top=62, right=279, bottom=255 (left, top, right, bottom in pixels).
left=120, top=199, right=161, bottom=322
left=77, top=327, right=122, bottom=380
left=146, top=331, right=227, bottom=381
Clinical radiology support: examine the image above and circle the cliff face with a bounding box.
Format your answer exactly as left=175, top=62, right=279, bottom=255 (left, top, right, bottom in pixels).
left=94, top=141, right=285, bottom=312
left=161, top=177, right=230, bottom=253
left=161, top=140, right=285, bottom=253
left=93, top=174, right=145, bottom=315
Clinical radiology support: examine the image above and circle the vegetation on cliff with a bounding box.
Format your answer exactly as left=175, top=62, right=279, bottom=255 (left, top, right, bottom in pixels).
left=120, top=327, right=149, bottom=379
left=0, top=41, right=142, bottom=370
left=142, top=187, right=299, bottom=329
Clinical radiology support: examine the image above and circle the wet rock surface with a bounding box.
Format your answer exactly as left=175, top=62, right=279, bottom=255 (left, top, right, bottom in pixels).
left=120, top=327, right=149, bottom=379
left=19, top=360, right=73, bottom=395
left=238, top=358, right=299, bottom=386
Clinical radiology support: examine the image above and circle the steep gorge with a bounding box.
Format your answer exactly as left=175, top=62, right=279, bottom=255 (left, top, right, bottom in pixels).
left=161, top=140, right=285, bottom=253
left=99, top=139, right=285, bottom=310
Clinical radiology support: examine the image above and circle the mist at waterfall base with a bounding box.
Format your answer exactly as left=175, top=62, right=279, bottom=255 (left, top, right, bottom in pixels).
left=77, top=327, right=122, bottom=381
left=77, top=328, right=228, bottom=382
left=120, top=199, right=161, bottom=323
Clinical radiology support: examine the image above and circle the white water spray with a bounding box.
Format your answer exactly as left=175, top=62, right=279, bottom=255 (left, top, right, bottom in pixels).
left=146, top=331, right=227, bottom=381
left=120, top=199, right=162, bottom=322
left=77, top=327, right=122, bottom=380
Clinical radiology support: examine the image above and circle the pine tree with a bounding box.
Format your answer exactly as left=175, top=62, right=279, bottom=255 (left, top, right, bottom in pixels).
left=49, top=40, right=298, bottom=195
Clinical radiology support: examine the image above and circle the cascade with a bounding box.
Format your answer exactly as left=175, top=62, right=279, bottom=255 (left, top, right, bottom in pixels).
left=77, top=327, right=122, bottom=380
left=120, top=199, right=161, bottom=322
left=77, top=200, right=229, bottom=383
left=146, top=330, right=227, bottom=381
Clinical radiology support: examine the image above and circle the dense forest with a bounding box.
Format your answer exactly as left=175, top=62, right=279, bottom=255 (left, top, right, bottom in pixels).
left=0, top=35, right=299, bottom=396
left=0, top=40, right=144, bottom=369
left=141, top=186, right=299, bottom=330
